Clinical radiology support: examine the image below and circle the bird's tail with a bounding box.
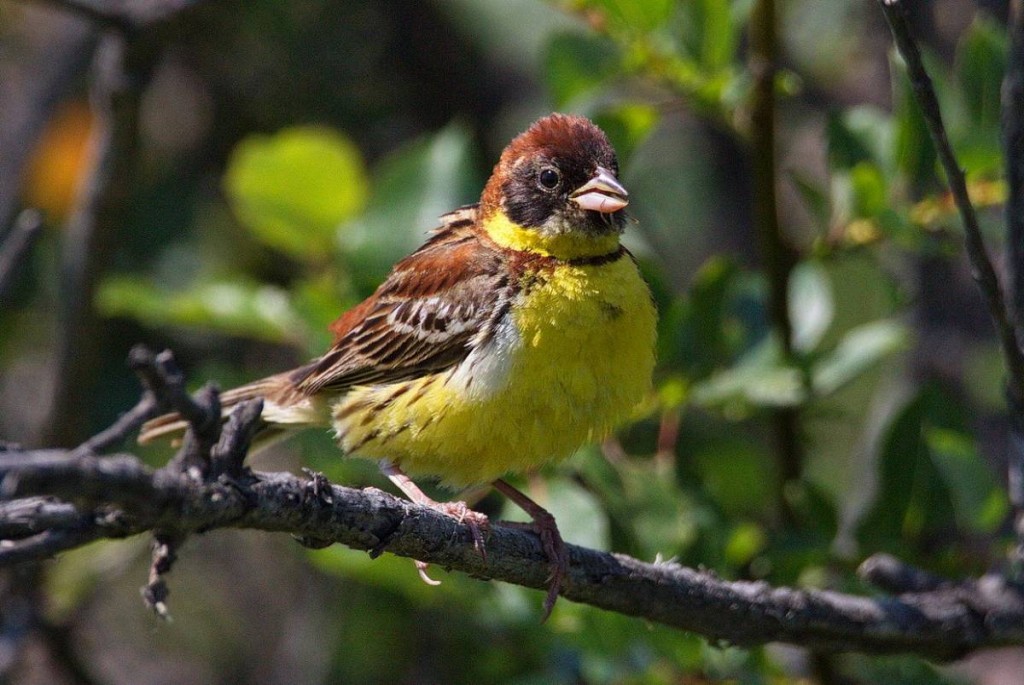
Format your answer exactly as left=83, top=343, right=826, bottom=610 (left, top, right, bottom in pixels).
left=138, top=367, right=328, bottom=451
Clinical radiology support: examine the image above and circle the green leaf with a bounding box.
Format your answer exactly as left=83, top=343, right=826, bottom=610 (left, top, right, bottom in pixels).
left=693, top=338, right=805, bottom=411
left=592, top=104, right=659, bottom=165
left=788, top=261, right=833, bottom=353
left=724, top=521, right=767, bottom=567
left=891, top=52, right=939, bottom=190
left=543, top=32, right=620, bottom=107
left=341, top=123, right=479, bottom=289
left=925, top=427, right=1008, bottom=533
left=694, top=0, right=734, bottom=71
left=827, top=106, right=892, bottom=172
left=812, top=319, right=908, bottom=396
left=224, top=126, right=369, bottom=261
left=692, top=434, right=775, bottom=517
left=788, top=170, right=830, bottom=229
left=665, top=256, right=741, bottom=376
left=784, top=480, right=838, bottom=539
left=97, top=276, right=305, bottom=344
left=855, top=382, right=1003, bottom=552
left=594, top=0, right=674, bottom=32
left=855, top=391, right=945, bottom=549
left=956, top=14, right=1007, bottom=138
left=849, top=161, right=888, bottom=218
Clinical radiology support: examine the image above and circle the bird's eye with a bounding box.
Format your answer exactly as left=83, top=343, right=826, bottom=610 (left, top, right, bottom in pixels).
left=538, top=167, right=560, bottom=190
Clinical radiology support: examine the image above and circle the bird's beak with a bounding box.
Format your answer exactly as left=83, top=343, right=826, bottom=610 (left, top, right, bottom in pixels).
left=570, top=166, right=629, bottom=214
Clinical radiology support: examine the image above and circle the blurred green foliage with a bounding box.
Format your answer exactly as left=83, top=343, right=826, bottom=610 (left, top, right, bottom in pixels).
left=5, top=0, right=1020, bottom=683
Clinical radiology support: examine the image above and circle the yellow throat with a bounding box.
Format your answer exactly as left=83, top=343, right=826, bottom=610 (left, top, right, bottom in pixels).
left=481, top=211, right=621, bottom=260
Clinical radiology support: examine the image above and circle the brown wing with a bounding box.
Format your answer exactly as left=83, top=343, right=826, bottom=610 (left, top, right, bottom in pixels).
left=294, top=205, right=510, bottom=395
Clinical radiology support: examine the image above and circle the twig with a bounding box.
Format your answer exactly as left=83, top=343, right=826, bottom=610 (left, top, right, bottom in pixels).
left=0, top=498, right=82, bottom=540
left=749, top=0, right=801, bottom=525
left=877, top=0, right=1024, bottom=405
left=0, top=209, right=44, bottom=306
left=209, top=399, right=264, bottom=478
left=70, top=346, right=216, bottom=457
left=1, top=449, right=1023, bottom=659
left=141, top=534, right=177, bottom=619
left=0, top=527, right=104, bottom=567
left=859, top=552, right=949, bottom=594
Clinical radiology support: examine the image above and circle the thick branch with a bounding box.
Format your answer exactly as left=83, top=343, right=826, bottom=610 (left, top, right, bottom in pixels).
left=1, top=449, right=1022, bottom=660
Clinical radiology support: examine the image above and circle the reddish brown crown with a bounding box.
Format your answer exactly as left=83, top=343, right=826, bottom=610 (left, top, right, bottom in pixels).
left=479, top=113, right=617, bottom=217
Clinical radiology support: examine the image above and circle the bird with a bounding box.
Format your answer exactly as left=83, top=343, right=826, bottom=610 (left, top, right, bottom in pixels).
left=139, top=112, right=658, bottom=617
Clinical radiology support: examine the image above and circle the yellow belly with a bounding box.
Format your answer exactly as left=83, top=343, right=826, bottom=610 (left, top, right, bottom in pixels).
left=333, top=256, right=657, bottom=486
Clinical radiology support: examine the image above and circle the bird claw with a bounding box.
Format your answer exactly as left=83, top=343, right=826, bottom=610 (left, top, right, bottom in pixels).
left=415, top=560, right=442, bottom=586
left=436, top=500, right=490, bottom=560
left=533, top=510, right=569, bottom=622
left=408, top=500, right=490, bottom=588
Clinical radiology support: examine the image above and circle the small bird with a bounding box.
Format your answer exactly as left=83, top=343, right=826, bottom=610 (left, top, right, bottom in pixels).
left=140, top=113, right=657, bottom=616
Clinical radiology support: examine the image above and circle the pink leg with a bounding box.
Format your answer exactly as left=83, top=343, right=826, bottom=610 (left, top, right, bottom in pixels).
left=492, top=478, right=568, bottom=621
left=379, top=462, right=489, bottom=583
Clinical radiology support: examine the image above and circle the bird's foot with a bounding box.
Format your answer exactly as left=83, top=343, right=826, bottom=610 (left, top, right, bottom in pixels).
left=379, top=462, right=490, bottom=585
left=492, top=479, right=569, bottom=621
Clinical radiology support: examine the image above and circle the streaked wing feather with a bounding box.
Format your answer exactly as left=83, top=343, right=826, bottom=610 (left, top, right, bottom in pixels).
left=296, top=205, right=509, bottom=394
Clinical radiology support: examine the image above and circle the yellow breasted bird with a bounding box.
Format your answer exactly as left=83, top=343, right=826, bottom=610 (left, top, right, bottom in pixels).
left=140, top=113, right=658, bottom=615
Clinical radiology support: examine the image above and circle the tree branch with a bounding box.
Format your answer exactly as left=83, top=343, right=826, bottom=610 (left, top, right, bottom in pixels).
left=3, top=345, right=1024, bottom=658
left=877, top=0, right=1024, bottom=405
left=748, top=0, right=802, bottom=525
left=0, top=444, right=1022, bottom=660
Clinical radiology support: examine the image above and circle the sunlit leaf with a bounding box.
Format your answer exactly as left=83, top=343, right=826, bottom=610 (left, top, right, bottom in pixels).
left=788, top=261, right=833, bottom=353
left=849, top=161, right=888, bottom=218
left=97, top=276, right=305, bottom=344
left=693, top=338, right=805, bottom=411
left=594, top=0, right=674, bottom=32
left=224, top=126, right=369, bottom=261
left=812, top=319, right=908, bottom=396
left=724, top=521, right=767, bottom=567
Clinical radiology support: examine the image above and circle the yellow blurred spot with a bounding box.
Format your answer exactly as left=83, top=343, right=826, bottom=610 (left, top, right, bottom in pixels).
left=23, top=100, right=94, bottom=222
left=909, top=179, right=1007, bottom=228
left=846, top=218, right=880, bottom=245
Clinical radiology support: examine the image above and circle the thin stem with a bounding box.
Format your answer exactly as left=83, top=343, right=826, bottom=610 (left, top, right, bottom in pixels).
left=0, top=209, right=44, bottom=305
left=749, top=0, right=801, bottom=524
left=878, top=0, right=1024, bottom=405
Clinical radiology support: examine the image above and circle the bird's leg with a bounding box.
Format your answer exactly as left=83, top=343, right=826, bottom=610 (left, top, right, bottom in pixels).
left=491, top=478, right=568, bottom=621
left=379, top=462, right=489, bottom=584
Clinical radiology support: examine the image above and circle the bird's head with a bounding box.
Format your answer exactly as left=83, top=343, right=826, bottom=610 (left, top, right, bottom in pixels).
left=479, top=113, right=628, bottom=260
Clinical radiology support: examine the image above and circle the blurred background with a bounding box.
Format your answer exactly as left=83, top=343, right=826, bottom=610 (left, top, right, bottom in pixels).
left=1, top=0, right=1022, bottom=682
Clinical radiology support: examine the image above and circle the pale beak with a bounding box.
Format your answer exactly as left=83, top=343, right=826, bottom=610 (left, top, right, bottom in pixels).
left=570, top=166, right=629, bottom=213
